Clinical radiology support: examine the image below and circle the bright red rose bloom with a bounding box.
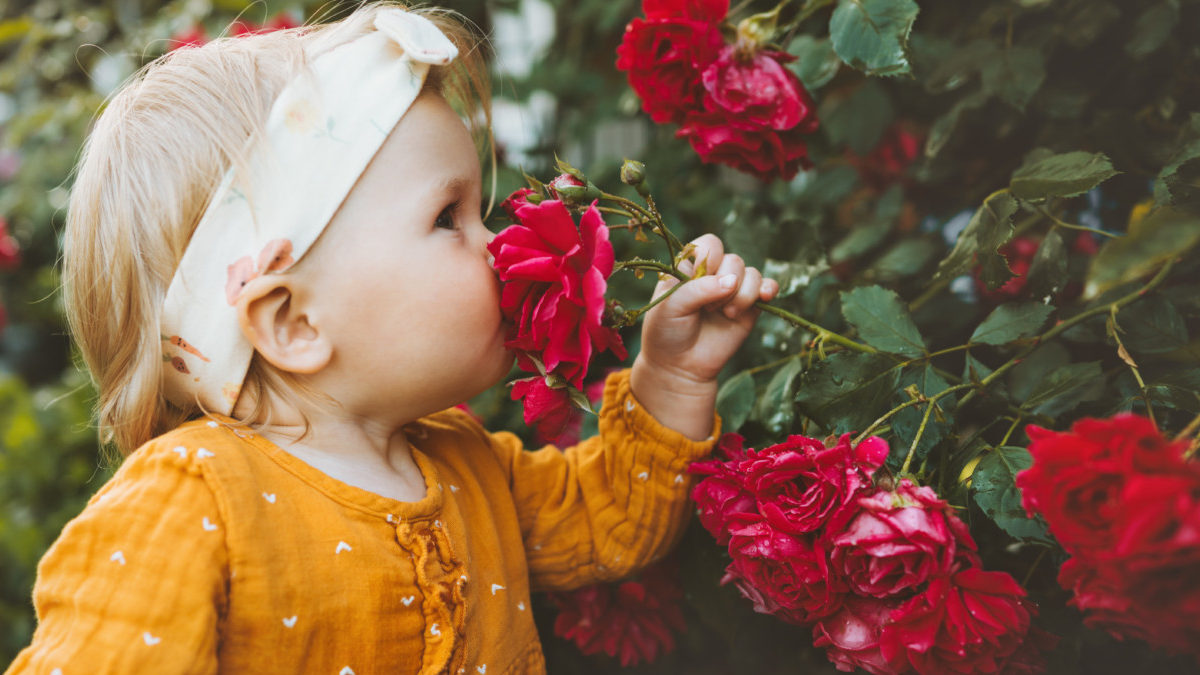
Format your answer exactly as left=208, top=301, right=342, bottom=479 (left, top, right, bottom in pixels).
left=615, top=0, right=727, bottom=124
left=169, top=25, right=207, bottom=51
left=1017, top=414, right=1193, bottom=554
left=509, top=377, right=574, bottom=443
left=688, top=434, right=758, bottom=545
left=500, top=187, right=536, bottom=221
left=489, top=198, right=627, bottom=389
left=700, top=47, right=819, bottom=132
left=551, top=560, right=687, bottom=667
left=830, top=479, right=978, bottom=598
left=812, top=596, right=901, bottom=674
left=723, top=516, right=845, bottom=623
left=880, top=568, right=1033, bottom=675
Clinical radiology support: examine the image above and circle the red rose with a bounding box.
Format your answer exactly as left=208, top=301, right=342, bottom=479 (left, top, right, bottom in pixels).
left=812, top=596, right=901, bottom=674
left=676, top=114, right=815, bottom=182
left=830, top=479, right=978, bottom=598
left=168, top=25, right=207, bottom=51
left=615, top=0, right=727, bottom=124
left=723, top=516, right=844, bottom=623
left=0, top=217, right=19, bottom=270
left=509, top=377, right=574, bottom=442
left=880, top=568, right=1033, bottom=675
left=500, top=187, right=536, bottom=221
left=489, top=198, right=626, bottom=388
left=975, top=236, right=1038, bottom=301
left=231, top=13, right=299, bottom=36
left=700, top=47, right=819, bottom=132
left=1017, top=414, right=1192, bottom=554
left=849, top=122, right=922, bottom=190
left=551, top=560, right=687, bottom=667
left=546, top=173, right=586, bottom=201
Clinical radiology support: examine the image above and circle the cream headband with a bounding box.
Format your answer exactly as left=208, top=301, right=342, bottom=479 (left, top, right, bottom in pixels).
left=160, top=9, right=457, bottom=414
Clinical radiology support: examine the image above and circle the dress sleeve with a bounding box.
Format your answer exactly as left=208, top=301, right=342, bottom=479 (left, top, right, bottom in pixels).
left=5, top=442, right=228, bottom=675
left=490, top=368, right=719, bottom=591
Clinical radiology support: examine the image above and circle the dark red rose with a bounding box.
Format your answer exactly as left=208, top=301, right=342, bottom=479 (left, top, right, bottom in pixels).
left=700, top=46, right=819, bottom=132
left=830, top=479, right=978, bottom=598
left=489, top=198, right=626, bottom=389
left=998, top=626, right=1058, bottom=675
left=676, top=114, right=815, bottom=181
left=723, top=516, right=845, bottom=623
left=551, top=560, right=687, bottom=667
left=0, top=217, right=19, bottom=270
left=509, top=377, right=574, bottom=443
left=880, top=568, right=1034, bottom=675
left=849, top=122, right=922, bottom=190
left=975, top=236, right=1039, bottom=301
left=615, top=1, right=726, bottom=124
left=500, top=187, right=536, bottom=221
left=1017, top=414, right=1193, bottom=554
left=812, top=596, right=901, bottom=674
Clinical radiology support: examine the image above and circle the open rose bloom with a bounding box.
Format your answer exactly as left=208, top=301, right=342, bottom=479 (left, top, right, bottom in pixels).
left=1018, top=414, right=1200, bottom=660
left=690, top=433, right=1051, bottom=673
left=488, top=194, right=626, bottom=442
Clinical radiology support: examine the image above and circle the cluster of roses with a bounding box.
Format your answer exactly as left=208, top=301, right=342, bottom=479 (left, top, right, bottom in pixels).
left=487, top=188, right=626, bottom=442
left=616, top=0, right=819, bottom=181
left=690, top=433, right=1051, bottom=674
left=1018, top=414, right=1200, bottom=661
left=549, top=559, right=687, bottom=667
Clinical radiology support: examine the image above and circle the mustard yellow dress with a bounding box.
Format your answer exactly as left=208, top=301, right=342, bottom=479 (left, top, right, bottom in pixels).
left=6, top=369, right=717, bottom=674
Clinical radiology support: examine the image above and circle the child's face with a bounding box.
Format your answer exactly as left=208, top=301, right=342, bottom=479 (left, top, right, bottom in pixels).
left=302, top=92, right=513, bottom=417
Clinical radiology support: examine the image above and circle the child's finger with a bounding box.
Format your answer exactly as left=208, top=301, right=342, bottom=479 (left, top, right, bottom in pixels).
left=760, top=277, right=780, bottom=301
left=677, top=233, right=724, bottom=278
left=723, top=266, right=763, bottom=319
left=660, top=274, right=737, bottom=317
left=706, top=253, right=745, bottom=311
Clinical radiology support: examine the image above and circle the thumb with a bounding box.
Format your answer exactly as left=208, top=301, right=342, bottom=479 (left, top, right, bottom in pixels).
left=660, top=274, right=737, bottom=317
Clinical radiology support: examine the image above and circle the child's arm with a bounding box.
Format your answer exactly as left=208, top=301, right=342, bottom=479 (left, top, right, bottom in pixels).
left=6, top=445, right=226, bottom=674
left=630, top=233, right=778, bottom=440
left=486, top=235, right=774, bottom=590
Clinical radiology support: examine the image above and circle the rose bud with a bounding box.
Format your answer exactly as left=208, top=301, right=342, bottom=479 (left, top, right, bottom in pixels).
left=620, top=159, right=646, bottom=187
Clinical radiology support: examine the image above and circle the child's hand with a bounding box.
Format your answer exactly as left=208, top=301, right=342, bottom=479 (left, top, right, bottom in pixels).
left=630, top=234, right=779, bottom=440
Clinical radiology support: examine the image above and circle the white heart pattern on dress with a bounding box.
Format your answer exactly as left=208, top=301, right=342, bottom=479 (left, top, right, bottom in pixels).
left=262, top=492, right=276, bottom=504
left=339, top=668, right=355, bottom=675
left=430, top=623, right=441, bottom=636
left=517, top=602, right=526, bottom=611
left=637, top=471, right=649, bottom=481
left=491, top=584, right=504, bottom=595
left=401, top=595, right=415, bottom=606
left=196, top=448, right=214, bottom=459
left=335, top=541, right=352, bottom=554
left=477, top=666, right=487, bottom=674
left=173, top=446, right=187, bottom=458
left=202, top=517, right=218, bottom=531
left=143, top=632, right=160, bottom=646
left=50, top=669, right=62, bottom=675
left=111, top=551, right=126, bottom=565
left=674, top=474, right=685, bottom=484
left=282, top=616, right=297, bottom=628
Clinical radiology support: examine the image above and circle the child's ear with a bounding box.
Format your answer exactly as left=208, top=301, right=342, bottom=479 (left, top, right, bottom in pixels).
left=236, top=276, right=332, bottom=375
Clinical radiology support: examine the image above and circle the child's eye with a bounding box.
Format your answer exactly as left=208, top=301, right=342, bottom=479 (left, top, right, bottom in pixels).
left=434, top=203, right=459, bottom=230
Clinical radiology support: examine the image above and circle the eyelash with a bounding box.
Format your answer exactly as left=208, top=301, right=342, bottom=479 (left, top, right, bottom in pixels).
left=434, top=201, right=461, bottom=230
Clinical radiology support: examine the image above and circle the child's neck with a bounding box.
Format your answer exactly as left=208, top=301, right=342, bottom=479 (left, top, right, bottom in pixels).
left=237, top=396, right=429, bottom=503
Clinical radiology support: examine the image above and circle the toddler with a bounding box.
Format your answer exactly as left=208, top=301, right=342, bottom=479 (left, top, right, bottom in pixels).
left=7, top=3, right=777, bottom=673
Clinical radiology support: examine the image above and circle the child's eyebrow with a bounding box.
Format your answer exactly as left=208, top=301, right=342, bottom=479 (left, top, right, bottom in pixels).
left=434, top=175, right=474, bottom=196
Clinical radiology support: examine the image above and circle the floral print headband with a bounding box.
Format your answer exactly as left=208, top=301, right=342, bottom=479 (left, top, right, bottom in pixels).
left=159, top=9, right=457, bottom=414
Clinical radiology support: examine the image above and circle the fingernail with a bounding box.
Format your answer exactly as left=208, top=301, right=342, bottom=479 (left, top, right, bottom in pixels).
left=720, top=274, right=737, bottom=289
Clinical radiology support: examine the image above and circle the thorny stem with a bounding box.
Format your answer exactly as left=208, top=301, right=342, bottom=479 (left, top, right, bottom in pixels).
left=899, top=384, right=974, bottom=475
left=1109, top=307, right=1157, bottom=429
left=1021, top=547, right=1050, bottom=587
left=1176, top=410, right=1200, bottom=460
left=1038, top=205, right=1119, bottom=239
left=624, top=281, right=683, bottom=323
left=998, top=415, right=1023, bottom=447
left=957, top=260, right=1176, bottom=409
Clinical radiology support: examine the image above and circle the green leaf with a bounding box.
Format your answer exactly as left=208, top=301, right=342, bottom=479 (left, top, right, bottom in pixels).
left=788, top=35, right=841, bottom=91
left=841, top=285, right=926, bottom=357
left=1160, top=157, right=1200, bottom=209
left=1009, top=150, right=1120, bottom=201
left=1008, top=343, right=1069, bottom=402
left=830, top=185, right=903, bottom=263
left=829, top=0, right=920, bottom=78
left=1025, top=229, right=1068, bottom=299
left=925, top=91, right=987, bottom=158
left=972, top=446, right=1051, bottom=543
left=795, top=353, right=901, bottom=434
left=980, top=46, right=1045, bottom=112
left=716, top=371, right=757, bottom=432
left=821, top=80, right=894, bottom=155
left=753, top=359, right=804, bottom=435
left=891, top=365, right=954, bottom=470
left=934, top=191, right=1018, bottom=283
left=1085, top=207, right=1200, bottom=298
left=1118, top=294, right=1189, bottom=355
left=1126, top=2, right=1178, bottom=60
left=1022, top=361, right=1104, bottom=417
left=869, top=238, right=938, bottom=282
left=1154, top=113, right=1200, bottom=207
left=970, top=302, right=1054, bottom=346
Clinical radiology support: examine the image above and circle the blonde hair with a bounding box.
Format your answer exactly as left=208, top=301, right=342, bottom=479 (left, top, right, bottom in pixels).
left=63, top=2, right=492, bottom=456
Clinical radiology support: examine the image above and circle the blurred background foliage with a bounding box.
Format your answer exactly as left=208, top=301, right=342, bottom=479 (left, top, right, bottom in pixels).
left=2, top=0, right=1200, bottom=671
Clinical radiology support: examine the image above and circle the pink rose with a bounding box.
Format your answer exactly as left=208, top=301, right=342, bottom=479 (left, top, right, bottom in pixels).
left=489, top=198, right=626, bottom=389
left=880, top=568, right=1033, bottom=674
left=812, top=596, right=901, bottom=674
left=699, top=47, right=819, bottom=132
left=723, top=516, right=844, bottom=623
left=509, top=377, right=574, bottom=443
left=830, top=479, right=978, bottom=598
